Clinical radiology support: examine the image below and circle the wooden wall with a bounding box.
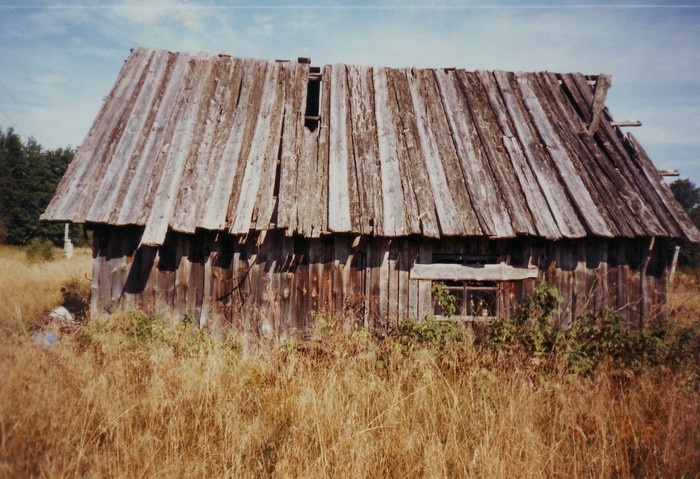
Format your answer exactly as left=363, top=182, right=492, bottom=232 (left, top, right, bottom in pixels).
left=89, top=226, right=674, bottom=335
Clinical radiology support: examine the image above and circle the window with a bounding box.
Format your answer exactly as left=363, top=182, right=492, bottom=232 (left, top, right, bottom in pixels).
left=432, top=280, right=498, bottom=319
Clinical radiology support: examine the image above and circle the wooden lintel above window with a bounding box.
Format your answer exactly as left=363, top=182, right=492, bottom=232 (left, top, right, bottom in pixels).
left=410, top=263, right=539, bottom=281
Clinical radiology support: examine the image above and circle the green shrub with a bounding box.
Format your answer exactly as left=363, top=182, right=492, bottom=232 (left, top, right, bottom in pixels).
left=25, top=238, right=55, bottom=262
left=483, top=281, right=563, bottom=357
left=398, top=315, right=466, bottom=349
left=431, top=281, right=457, bottom=317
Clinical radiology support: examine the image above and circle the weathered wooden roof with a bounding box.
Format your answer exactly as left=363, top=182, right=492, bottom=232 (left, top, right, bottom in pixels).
left=42, top=47, right=700, bottom=245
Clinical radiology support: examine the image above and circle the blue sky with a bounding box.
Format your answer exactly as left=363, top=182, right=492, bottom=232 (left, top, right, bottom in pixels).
left=1, top=1, right=699, bottom=186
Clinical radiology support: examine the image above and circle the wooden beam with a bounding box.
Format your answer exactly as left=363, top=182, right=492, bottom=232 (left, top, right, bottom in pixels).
left=669, top=245, right=681, bottom=283
left=587, top=74, right=611, bottom=136
left=410, top=263, right=539, bottom=281
left=657, top=169, right=680, bottom=177
left=611, top=120, right=642, bottom=127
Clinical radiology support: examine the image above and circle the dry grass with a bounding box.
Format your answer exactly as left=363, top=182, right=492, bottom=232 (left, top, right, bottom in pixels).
left=0, top=247, right=698, bottom=478
left=0, top=245, right=92, bottom=332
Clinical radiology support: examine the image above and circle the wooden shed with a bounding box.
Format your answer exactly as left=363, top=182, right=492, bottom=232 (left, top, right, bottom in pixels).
left=42, top=47, right=700, bottom=335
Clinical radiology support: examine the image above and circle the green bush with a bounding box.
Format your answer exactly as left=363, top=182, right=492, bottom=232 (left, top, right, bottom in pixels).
left=483, top=282, right=563, bottom=357
left=25, top=238, right=55, bottom=262
left=397, top=315, right=466, bottom=350
left=431, top=281, right=457, bottom=317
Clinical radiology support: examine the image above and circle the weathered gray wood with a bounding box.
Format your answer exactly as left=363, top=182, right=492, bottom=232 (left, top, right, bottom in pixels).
left=296, top=117, right=321, bottom=237
left=373, top=67, right=408, bottom=237
left=542, top=73, right=640, bottom=238
left=199, top=59, right=265, bottom=231
left=347, top=65, right=382, bottom=235
left=328, top=64, right=353, bottom=232
left=411, top=263, right=538, bottom=281
left=115, top=54, right=194, bottom=226
left=407, top=69, right=471, bottom=236
left=494, top=70, right=586, bottom=238
left=253, top=62, right=287, bottom=230
left=435, top=69, right=513, bottom=237
left=45, top=48, right=155, bottom=222
left=385, top=68, right=438, bottom=237
left=382, top=69, right=422, bottom=234
left=90, top=50, right=172, bottom=224
left=476, top=71, right=558, bottom=239
left=587, top=74, right=611, bottom=135
left=516, top=72, right=613, bottom=237
left=314, top=69, right=331, bottom=237
left=230, top=61, right=280, bottom=234
left=567, top=73, right=669, bottom=237
left=275, top=62, right=307, bottom=232
left=140, top=56, right=210, bottom=245
left=418, top=69, right=483, bottom=236
left=170, top=58, right=221, bottom=233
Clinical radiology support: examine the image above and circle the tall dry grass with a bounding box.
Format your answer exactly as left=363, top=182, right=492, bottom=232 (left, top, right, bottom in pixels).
left=0, top=245, right=92, bottom=332
left=0, top=247, right=698, bottom=478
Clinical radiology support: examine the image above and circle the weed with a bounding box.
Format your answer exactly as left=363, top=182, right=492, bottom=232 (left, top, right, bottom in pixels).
left=431, top=281, right=457, bottom=317
left=25, top=238, right=54, bottom=262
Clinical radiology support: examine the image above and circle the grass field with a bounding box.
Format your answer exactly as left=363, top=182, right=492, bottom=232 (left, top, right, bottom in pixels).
left=0, top=245, right=698, bottom=478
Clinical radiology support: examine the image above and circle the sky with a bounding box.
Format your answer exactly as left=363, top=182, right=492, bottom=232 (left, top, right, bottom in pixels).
left=1, top=1, right=699, bottom=186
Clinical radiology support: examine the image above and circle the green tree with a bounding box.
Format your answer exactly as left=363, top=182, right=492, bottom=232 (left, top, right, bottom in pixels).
left=669, top=178, right=700, bottom=269
left=0, top=127, right=76, bottom=246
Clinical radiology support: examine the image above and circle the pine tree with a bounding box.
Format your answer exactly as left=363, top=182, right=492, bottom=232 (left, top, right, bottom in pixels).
left=0, top=127, right=75, bottom=245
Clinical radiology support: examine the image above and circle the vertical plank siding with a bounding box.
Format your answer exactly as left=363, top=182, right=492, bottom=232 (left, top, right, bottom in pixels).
left=90, top=228, right=675, bottom=334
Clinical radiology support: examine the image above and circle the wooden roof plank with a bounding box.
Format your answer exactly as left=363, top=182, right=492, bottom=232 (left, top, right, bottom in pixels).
left=313, top=65, right=331, bottom=236
left=373, top=67, right=408, bottom=237
left=198, top=59, right=257, bottom=231
left=140, top=56, right=209, bottom=245
left=407, top=68, right=472, bottom=236
left=230, top=61, right=278, bottom=235
left=87, top=49, right=170, bottom=224
left=568, top=73, right=670, bottom=236
left=47, top=48, right=154, bottom=222
left=384, top=68, right=422, bottom=235
left=220, top=60, right=268, bottom=232
left=386, top=68, right=440, bottom=237
left=537, top=72, right=641, bottom=237
left=296, top=119, right=321, bottom=236
left=417, top=69, right=482, bottom=236
left=191, top=57, right=247, bottom=230
left=516, top=72, right=614, bottom=237
left=276, top=62, right=307, bottom=232
left=434, top=69, right=505, bottom=237
left=494, top=70, right=586, bottom=238
left=347, top=65, right=382, bottom=235
left=253, top=63, right=287, bottom=231
left=553, top=73, right=643, bottom=237
left=114, top=53, right=188, bottom=226
left=475, top=71, right=558, bottom=239
left=170, top=56, right=222, bottom=233
left=327, top=63, right=353, bottom=232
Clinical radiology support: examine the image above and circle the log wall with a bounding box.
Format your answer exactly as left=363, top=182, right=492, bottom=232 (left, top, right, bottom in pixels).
left=90, top=226, right=674, bottom=335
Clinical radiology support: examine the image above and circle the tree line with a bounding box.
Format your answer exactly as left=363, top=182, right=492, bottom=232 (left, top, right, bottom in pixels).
left=670, top=178, right=700, bottom=269
left=0, top=127, right=80, bottom=246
